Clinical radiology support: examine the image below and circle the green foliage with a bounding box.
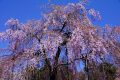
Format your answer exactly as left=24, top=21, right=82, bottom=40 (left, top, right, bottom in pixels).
left=78, top=71, right=86, bottom=80
left=99, top=62, right=117, bottom=80
left=24, top=62, right=117, bottom=80
left=81, top=62, right=117, bottom=80
left=24, top=65, right=49, bottom=80
left=24, top=65, right=74, bottom=80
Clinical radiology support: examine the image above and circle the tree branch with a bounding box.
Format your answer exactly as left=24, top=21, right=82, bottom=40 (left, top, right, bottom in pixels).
left=60, top=21, right=67, bottom=32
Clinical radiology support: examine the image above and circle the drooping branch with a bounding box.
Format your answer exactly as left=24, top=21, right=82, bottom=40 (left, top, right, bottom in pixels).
left=57, top=55, right=84, bottom=67
left=60, top=21, right=67, bottom=32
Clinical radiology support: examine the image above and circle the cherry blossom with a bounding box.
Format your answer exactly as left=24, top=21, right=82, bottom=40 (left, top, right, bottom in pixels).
left=0, top=1, right=120, bottom=80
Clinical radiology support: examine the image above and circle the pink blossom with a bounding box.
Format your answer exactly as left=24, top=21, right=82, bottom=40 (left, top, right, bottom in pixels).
left=5, top=18, right=19, bottom=27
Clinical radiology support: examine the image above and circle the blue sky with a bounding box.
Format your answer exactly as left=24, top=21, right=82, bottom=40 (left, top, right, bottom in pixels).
left=87, top=0, right=120, bottom=26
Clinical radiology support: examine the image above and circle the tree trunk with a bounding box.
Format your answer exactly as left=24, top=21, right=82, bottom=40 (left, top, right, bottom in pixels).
left=50, top=46, right=61, bottom=80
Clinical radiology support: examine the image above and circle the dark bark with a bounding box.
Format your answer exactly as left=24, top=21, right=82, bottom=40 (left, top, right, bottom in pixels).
left=85, top=54, right=89, bottom=80
left=50, top=46, right=61, bottom=80
left=49, top=21, right=68, bottom=80
left=65, top=45, right=69, bottom=80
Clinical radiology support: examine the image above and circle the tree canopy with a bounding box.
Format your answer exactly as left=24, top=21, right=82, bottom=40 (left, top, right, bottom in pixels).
left=0, top=1, right=120, bottom=80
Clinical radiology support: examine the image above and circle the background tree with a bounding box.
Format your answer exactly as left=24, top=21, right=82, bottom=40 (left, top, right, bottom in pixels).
left=0, top=1, right=120, bottom=80
left=77, top=62, right=117, bottom=80
left=23, top=62, right=74, bottom=80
